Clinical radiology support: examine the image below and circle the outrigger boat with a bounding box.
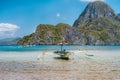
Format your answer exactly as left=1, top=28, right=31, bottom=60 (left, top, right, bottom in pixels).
left=54, top=38, right=71, bottom=60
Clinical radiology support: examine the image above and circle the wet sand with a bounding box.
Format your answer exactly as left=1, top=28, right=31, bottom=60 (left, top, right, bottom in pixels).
left=0, top=50, right=120, bottom=80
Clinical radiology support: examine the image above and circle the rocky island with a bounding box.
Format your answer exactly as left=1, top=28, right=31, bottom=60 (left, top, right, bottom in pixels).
left=18, top=1, right=120, bottom=45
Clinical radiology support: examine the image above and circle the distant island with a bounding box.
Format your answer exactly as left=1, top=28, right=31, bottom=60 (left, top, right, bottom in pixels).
left=0, top=37, right=21, bottom=45
left=17, top=1, right=120, bottom=46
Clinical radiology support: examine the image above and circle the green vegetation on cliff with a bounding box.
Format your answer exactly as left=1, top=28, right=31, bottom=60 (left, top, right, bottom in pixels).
left=17, top=33, right=35, bottom=45
left=17, top=23, right=70, bottom=45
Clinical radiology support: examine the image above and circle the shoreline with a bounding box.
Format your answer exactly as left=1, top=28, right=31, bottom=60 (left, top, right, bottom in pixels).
left=0, top=50, right=120, bottom=80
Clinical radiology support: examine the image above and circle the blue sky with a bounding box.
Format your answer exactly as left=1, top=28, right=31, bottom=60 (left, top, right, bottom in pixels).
left=0, top=0, right=120, bottom=39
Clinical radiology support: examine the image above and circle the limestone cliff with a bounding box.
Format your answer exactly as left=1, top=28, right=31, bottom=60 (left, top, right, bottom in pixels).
left=18, top=1, right=120, bottom=45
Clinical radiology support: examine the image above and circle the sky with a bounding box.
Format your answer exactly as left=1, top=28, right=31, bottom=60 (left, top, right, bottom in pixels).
left=0, top=0, right=120, bottom=39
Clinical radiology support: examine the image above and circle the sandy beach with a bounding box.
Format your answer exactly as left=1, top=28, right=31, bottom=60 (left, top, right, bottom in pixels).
left=0, top=50, right=120, bottom=80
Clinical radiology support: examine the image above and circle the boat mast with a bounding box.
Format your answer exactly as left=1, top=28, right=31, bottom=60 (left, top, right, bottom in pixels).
left=61, top=44, right=63, bottom=51
left=60, top=37, right=67, bottom=51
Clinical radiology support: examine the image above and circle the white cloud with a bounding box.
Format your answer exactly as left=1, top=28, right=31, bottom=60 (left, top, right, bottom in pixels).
left=0, top=23, right=20, bottom=38
left=56, top=12, right=67, bottom=20
left=56, top=13, right=61, bottom=17
left=80, top=0, right=104, bottom=2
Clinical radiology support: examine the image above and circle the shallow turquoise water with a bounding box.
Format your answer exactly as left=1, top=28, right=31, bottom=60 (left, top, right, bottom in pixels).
left=0, top=45, right=120, bottom=62
left=0, top=45, right=120, bottom=51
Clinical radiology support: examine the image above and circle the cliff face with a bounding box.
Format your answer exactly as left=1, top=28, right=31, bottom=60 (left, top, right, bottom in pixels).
left=73, top=1, right=118, bottom=27
left=17, top=23, right=71, bottom=45
left=72, top=1, right=120, bottom=45
left=18, top=1, right=120, bottom=45
left=118, top=13, right=120, bottom=16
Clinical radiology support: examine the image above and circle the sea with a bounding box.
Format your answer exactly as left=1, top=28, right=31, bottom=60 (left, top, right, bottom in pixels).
left=0, top=45, right=120, bottom=62
left=0, top=45, right=120, bottom=51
